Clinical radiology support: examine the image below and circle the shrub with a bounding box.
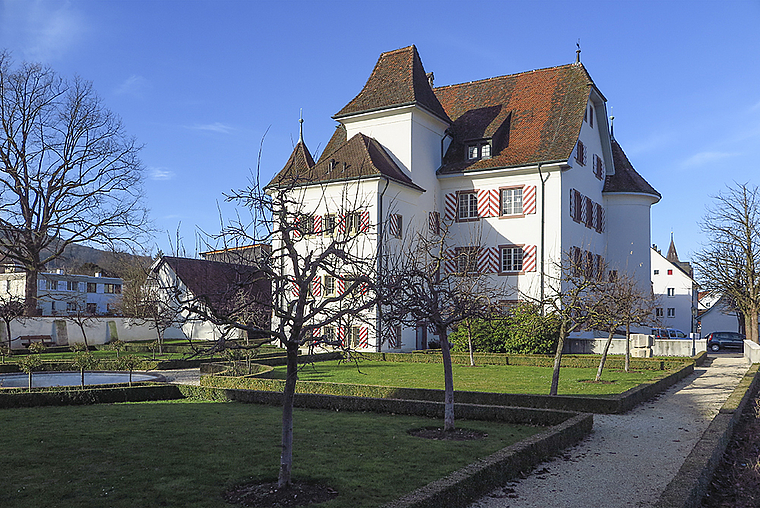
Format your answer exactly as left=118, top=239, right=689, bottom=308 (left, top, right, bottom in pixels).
left=70, top=342, right=88, bottom=353
left=28, top=342, right=47, bottom=354
left=450, top=303, right=560, bottom=354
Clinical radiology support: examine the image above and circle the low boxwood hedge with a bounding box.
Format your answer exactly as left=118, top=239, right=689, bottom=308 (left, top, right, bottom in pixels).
left=0, top=384, right=183, bottom=408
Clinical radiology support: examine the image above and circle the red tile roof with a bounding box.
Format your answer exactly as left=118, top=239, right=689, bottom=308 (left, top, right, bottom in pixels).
left=604, top=139, right=661, bottom=199
left=435, top=64, right=593, bottom=173
left=334, top=45, right=450, bottom=123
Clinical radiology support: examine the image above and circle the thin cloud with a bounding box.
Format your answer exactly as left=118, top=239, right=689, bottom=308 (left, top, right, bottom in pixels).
left=681, top=151, right=737, bottom=168
left=187, top=122, right=234, bottom=134
left=115, top=75, right=148, bottom=97
left=149, top=167, right=176, bottom=181
left=0, top=0, right=86, bottom=62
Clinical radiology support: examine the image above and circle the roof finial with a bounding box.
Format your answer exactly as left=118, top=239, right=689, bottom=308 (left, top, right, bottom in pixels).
left=298, top=109, right=304, bottom=144
left=609, top=106, right=615, bottom=139
left=576, top=39, right=581, bottom=63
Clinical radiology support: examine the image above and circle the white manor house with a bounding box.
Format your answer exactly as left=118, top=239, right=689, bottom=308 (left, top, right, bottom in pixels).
left=269, top=45, right=660, bottom=352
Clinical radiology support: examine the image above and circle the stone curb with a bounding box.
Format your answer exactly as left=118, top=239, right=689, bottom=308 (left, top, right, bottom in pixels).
left=654, top=363, right=760, bottom=508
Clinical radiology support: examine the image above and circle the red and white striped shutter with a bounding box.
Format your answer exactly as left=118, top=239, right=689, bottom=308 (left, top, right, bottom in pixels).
left=478, top=247, right=499, bottom=273
left=360, top=282, right=369, bottom=295
left=337, top=278, right=345, bottom=296
left=478, top=190, right=498, bottom=217
left=312, top=327, right=321, bottom=338
left=293, top=217, right=302, bottom=239
left=388, top=214, right=400, bottom=238
left=338, top=214, right=346, bottom=234
left=522, top=245, right=537, bottom=272
left=313, top=215, right=323, bottom=234
left=523, top=185, right=537, bottom=214
left=444, top=248, right=457, bottom=273
left=360, top=210, right=370, bottom=232
left=291, top=281, right=300, bottom=298
left=338, top=327, right=346, bottom=347
left=428, top=211, right=440, bottom=235
left=444, top=192, right=457, bottom=221
left=311, top=277, right=322, bottom=298
left=358, top=327, right=368, bottom=348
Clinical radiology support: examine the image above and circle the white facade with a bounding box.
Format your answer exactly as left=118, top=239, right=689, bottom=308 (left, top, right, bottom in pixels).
left=0, top=268, right=124, bottom=316
left=271, top=46, right=660, bottom=352
left=651, top=248, right=698, bottom=334
left=698, top=293, right=740, bottom=337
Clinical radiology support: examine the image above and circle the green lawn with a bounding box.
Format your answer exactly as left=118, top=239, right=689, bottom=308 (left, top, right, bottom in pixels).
left=1, top=400, right=540, bottom=508
left=270, top=360, right=668, bottom=395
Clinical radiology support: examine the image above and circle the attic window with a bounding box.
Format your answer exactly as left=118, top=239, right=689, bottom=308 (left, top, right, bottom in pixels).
left=466, top=140, right=492, bottom=161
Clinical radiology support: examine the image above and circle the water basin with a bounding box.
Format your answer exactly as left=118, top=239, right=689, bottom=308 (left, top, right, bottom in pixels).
left=0, top=371, right=165, bottom=388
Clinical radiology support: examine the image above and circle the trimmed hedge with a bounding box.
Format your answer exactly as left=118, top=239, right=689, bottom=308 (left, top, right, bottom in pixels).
left=0, top=384, right=183, bottom=408
left=359, top=351, right=691, bottom=371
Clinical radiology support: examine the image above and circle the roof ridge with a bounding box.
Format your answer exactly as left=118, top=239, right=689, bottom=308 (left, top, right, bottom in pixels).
left=433, top=63, right=580, bottom=91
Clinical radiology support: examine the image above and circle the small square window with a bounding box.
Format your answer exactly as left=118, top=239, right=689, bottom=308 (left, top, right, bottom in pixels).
left=466, top=141, right=492, bottom=161
left=667, top=288, right=675, bottom=297
left=324, top=275, right=336, bottom=296
left=667, top=269, right=673, bottom=275
left=667, top=308, right=676, bottom=318
left=656, top=308, right=664, bottom=317
left=500, top=247, right=523, bottom=273
left=654, top=270, right=659, bottom=275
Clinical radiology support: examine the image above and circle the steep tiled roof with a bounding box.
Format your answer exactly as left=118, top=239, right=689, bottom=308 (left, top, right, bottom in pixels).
left=268, top=132, right=422, bottom=191
left=318, top=124, right=348, bottom=164
left=435, top=64, right=594, bottom=174
left=334, top=45, right=450, bottom=123
left=282, top=141, right=315, bottom=175
left=158, top=256, right=270, bottom=319
left=604, top=139, right=661, bottom=199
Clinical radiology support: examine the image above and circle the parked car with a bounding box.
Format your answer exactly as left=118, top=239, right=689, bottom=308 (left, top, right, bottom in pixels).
left=705, top=331, right=745, bottom=352
left=651, top=328, right=689, bottom=339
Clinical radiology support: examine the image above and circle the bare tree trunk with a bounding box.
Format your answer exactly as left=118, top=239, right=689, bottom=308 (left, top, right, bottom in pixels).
left=25, top=270, right=39, bottom=317
left=550, top=320, right=567, bottom=396
left=440, top=328, right=455, bottom=432
left=278, top=340, right=299, bottom=488
left=596, top=329, right=615, bottom=382
left=466, top=319, right=475, bottom=367
left=625, top=323, right=631, bottom=373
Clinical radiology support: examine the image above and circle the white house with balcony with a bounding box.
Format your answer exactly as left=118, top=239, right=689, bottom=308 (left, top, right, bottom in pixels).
left=269, top=45, right=660, bottom=351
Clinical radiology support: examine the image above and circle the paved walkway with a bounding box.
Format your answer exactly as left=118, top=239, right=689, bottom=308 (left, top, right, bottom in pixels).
left=149, top=368, right=201, bottom=386
left=469, top=355, right=751, bottom=508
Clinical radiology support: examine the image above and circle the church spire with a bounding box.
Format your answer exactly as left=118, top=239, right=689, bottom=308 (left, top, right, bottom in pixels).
left=666, top=232, right=679, bottom=263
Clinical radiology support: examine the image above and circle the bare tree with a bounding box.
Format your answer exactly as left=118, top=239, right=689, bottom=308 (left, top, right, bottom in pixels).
left=220, top=168, right=377, bottom=489
left=531, top=249, right=606, bottom=396
left=0, top=52, right=150, bottom=316
left=380, top=219, right=499, bottom=431
left=592, top=269, right=657, bottom=380
left=695, top=183, right=760, bottom=343
left=0, top=296, right=25, bottom=351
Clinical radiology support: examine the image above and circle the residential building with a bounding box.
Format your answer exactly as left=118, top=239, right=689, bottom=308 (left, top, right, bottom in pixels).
left=698, top=291, right=741, bottom=337
left=651, top=237, right=698, bottom=334
left=148, top=256, right=271, bottom=341
left=268, top=45, right=660, bottom=351
left=0, top=265, right=124, bottom=316
left=200, top=244, right=271, bottom=266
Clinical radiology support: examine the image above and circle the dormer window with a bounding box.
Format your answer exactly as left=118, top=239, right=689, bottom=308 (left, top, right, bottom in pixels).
left=466, top=140, right=492, bottom=161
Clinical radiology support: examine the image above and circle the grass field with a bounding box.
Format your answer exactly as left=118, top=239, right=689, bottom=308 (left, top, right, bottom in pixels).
left=1, top=400, right=540, bottom=508
left=268, top=359, right=669, bottom=395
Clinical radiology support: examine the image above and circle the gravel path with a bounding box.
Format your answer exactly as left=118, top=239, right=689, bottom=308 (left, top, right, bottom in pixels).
left=469, top=355, right=750, bottom=508
left=149, top=368, right=201, bottom=386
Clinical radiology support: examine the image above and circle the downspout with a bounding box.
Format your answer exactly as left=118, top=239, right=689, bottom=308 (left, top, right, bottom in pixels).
left=376, top=177, right=391, bottom=352
left=537, top=162, right=549, bottom=311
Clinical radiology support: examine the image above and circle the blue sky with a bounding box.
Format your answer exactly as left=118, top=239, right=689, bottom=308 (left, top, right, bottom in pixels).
left=1, top=0, right=759, bottom=273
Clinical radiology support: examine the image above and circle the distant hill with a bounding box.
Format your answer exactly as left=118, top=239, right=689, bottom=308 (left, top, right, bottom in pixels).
left=44, top=243, right=153, bottom=278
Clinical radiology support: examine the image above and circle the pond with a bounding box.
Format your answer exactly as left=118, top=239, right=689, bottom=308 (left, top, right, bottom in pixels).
left=0, top=371, right=165, bottom=388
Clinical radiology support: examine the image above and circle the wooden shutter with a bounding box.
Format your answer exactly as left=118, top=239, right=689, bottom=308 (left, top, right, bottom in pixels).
left=522, top=245, right=537, bottom=272
left=311, top=277, right=321, bottom=297
left=478, top=247, right=499, bottom=273
left=523, top=185, right=537, bottom=214
left=444, top=192, right=457, bottom=221
left=429, top=211, right=440, bottom=235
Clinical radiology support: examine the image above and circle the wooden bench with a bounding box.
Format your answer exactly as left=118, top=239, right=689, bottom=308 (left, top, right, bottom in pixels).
left=19, top=335, right=55, bottom=348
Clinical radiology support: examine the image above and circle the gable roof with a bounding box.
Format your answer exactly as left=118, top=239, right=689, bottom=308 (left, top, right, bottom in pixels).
left=156, top=256, right=270, bottom=318
left=268, top=132, right=422, bottom=191
left=435, top=63, right=594, bottom=174
left=334, top=45, right=450, bottom=123
left=604, top=139, right=661, bottom=200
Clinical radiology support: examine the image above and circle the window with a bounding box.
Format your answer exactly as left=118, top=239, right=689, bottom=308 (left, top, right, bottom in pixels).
left=593, top=154, right=604, bottom=180
left=46, top=279, right=57, bottom=291
left=455, top=247, right=478, bottom=275
left=667, top=269, right=673, bottom=275
left=323, top=214, right=336, bottom=236
left=324, top=275, right=336, bottom=296
left=588, top=105, right=594, bottom=128
left=500, top=246, right=523, bottom=273
left=298, top=214, right=315, bottom=236
left=67, top=302, right=77, bottom=312
left=575, top=140, right=587, bottom=166
left=350, top=327, right=361, bottom=348
left=654, top=270, right=659, bottom=275
left=667, top=288, right=675, bottom=297
left=345, top=212, right=361, bottom=234
left=457, top=192, right=478, bottom=221
left=466, top=140, right=492, bottom=160
left=67, top=281, right=78, bottom=291
left=584, top=196, right=594, bottom=228
left=500, top=187, right=523, bottom=216
left=389, top=324, right=402, bottom=349
left=104, top=284, right=121, bottom=294
left=322, top=326, right=336, bottom=344
left=667, top=308, right=676, bottom=318
left=87, top=283, right=97, bottom=293
left=656, top=308, right=664, bottom=317
left=86, top=303, right=97, bottom=314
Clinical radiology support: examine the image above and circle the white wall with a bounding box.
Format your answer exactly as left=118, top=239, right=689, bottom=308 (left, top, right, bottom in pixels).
left=651, top=248, right=697, bottom=333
